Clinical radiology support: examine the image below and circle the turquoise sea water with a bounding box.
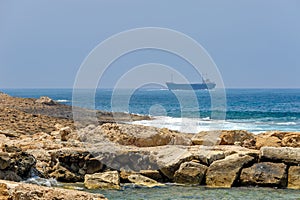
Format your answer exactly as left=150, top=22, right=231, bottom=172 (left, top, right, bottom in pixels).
left=3, top=88, right=300, bottom=133
left=60, top=183, right=300, bottom=200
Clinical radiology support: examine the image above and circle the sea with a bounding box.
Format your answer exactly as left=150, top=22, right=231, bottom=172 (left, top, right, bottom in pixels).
left=3, top=88, right=300, bottom=134
left=2, top=88, right=300, bottom=199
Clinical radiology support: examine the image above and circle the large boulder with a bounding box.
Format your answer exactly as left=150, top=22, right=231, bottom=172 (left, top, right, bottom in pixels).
left=240, top=162, right=287, bottom=188
left=84, top=171, right=120, bottom=190
left=174, top=161, right=208, bottom=185
left=0, top=180, right=107, bottom=200
left=205, top=154, right=254, bottom=188
left=260, top=147, right=300, bottom=165
left=92, top=123, right=192, bottom=147
left=288, top=166, right=300, bottom=189
left=128, top=174, right=164, bottom=187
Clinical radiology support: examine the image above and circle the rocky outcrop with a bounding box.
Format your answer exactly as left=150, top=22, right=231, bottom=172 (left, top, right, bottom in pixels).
left=35, top=96, right=56, bottom=105
left=219, top=130, right=256, bottom=148
left=0, top=180, right=107, bottom=200
left=174, top=161, right=207, bottom=184
left=255, top=131, right=300, bottom=149
left=260, top=147, right=300, bottom=164
left=281, top=132, right=300, bottom=147
left=48, top=149, right=104, bottom=182
left=0, top=148, right=37, bottom=182
left=85, top=123, right=192, bottom=147
left=288, top=166, right=300, bottom=189
left=205, top=154, right=255, bottom=188
left=84, top=171, right=120, bottom=190
left=240, top=162, right=287, bottom=188
left=128, top=174, right=164, bottom=187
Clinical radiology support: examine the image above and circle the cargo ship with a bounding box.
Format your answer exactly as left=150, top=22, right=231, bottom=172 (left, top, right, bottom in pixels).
left=166, top=78, right=216, bottom=90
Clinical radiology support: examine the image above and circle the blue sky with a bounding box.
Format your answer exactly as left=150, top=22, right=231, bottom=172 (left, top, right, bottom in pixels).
left=0, top=0, right=299, bottom=88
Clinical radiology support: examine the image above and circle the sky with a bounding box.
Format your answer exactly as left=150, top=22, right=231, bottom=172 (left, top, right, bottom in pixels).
left=0, top=0, right=300, bottom=88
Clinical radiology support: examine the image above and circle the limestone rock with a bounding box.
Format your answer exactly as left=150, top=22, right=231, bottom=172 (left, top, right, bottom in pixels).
left=128, top=174, right=164, bottom=187
left=174, top=161, right=208, bottom=185
left=255, top=131, right=286, bottom=149
left=0, top=130, right=20, bottom=138
left=240, top=162, right=287, bottom=188
left=59, top=126, right=72, bottom=141
left=139, top=170, right=164, bottom=182
left=0, top=180, right=107, bottom=200
left=84, top=171, right=120, bottom=190
left=288, top=166, right=300, bottom=189
left=260, top=147, right=300, bottom=165
left=96, top=123, right=192, bottom=147
left=205, top=154, right=254, bottom=188
left=49, top=164, right=81, bottom=182
left=191, top=131, right=221, bottom=146
left=0, top=150, right=37, bottom=181
left=35, top=96, right=56, bottom=105
left=282, top=132, right=300, bottom=147
left=219, top=130, right=256, bottom=148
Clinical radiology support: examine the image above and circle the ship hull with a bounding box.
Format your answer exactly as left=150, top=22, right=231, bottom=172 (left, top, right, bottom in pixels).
left=166, top=82, right=216, bottom=90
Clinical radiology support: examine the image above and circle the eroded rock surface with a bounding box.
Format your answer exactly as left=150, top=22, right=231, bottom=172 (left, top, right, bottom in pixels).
left=240, top=162, right=287, bottom=188
left=205, top=154, right=254, bottom=188
left=0, top=180, right=107, bottom=200
left=84, top=171, right=120, bottom=190
left=174, top=161, right=207, bottom=185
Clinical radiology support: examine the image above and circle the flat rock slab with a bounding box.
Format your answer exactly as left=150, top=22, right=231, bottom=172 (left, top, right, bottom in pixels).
left=84, top=171, right=120, bottom=190
left=128, top=174, right=164, bottom=187
left=205, top=154, right=254, bottom=188
left=0, top=180, right=107, bottom=200
left=240, top=162, right=287, bottom=188
left=288, top=166, right=300, bottom=189
left=260, top=147, right=300, bottom=164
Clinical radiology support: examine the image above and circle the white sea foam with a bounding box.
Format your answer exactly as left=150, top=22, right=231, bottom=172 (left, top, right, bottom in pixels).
left=56, top=99, right=69, bottom=103
left=131, top=116, right=300, bottom=134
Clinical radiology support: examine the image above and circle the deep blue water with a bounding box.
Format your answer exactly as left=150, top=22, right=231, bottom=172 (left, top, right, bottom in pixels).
left=2, top=88, right=300, bottom=133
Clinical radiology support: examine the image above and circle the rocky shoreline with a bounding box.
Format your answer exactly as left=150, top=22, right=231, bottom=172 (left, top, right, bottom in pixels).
left=0, top=92, right=300, bottom=199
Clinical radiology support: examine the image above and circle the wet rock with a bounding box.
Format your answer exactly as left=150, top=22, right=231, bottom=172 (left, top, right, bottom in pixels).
left=288, top=166, right=300, bottom=189
left=260, top=147, right=300, bottom=165
left=35, top=96, right=56, bottom=105
left=174, top=161, right=208, bottom=185
left=128, top=174, right=164, bottom=187
left=84, top=171, right=120, bottom=190
left=49, top=164, right=81, bottom=182
left=240, top=162, right=287, bottom=188
left=206, top=154, right=254, bottom=188
left=0, top=150, right=37, bottom=182
left=0, top=179, right=107, bottom=200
